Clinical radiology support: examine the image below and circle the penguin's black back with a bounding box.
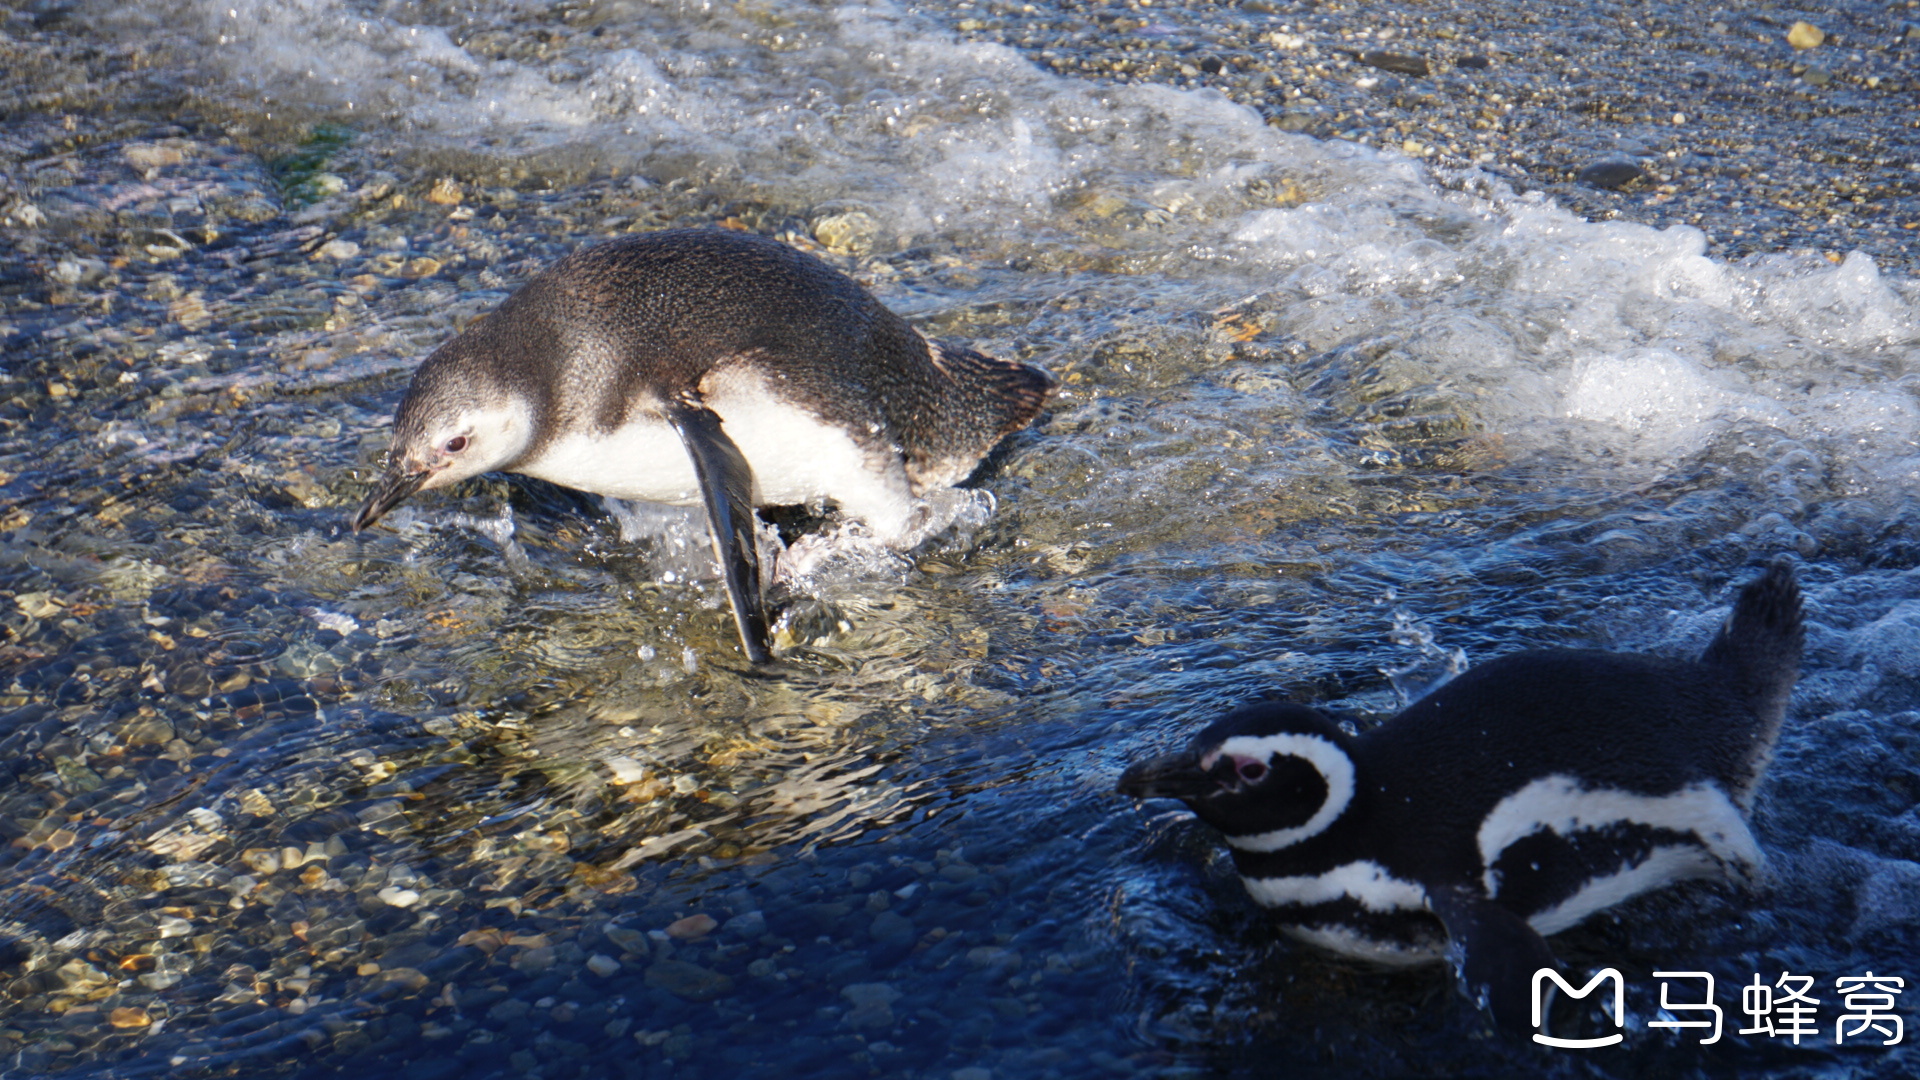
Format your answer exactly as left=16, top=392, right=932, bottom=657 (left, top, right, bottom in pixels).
left=1355, top=561, right=1802, bottom=881
left=402, top=229, right=1052, bottom=487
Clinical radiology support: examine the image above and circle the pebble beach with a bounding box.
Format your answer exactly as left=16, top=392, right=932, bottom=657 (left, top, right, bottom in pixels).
left=923, top=0, right=1920, bottom=275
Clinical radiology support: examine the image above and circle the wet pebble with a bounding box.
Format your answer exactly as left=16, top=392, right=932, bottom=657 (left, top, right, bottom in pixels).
left=1356, top=50, right=1428, bottom=77
left=811, top=210, right=879, bottom=255
left=120, top=714, right=174, bottom=747
left=937, top=863, right=979, bottom=886
left=1787, top=21, right=1825, bottom=50
left=370, top=967, right=430, bottom=994
left=721, top=910, right=766, bottom=939
left=841, top=982, right=901, bottom=1030
left=602, top=924, right=651, bottom=958
left=869, top=911, right=915, bottom=946
left=967, top=946, right=1022, bottom=980
left=666, top=913, right=716, bottom=940
left=375, top=885, right=420, bottom=908
left=1576, top=159, right=1645, bottom=190
left=487, top=997, right=530, bottom=1024
left=643, top=960, right=733, bottom=1001
left=510, top=946, right=556, bottom=975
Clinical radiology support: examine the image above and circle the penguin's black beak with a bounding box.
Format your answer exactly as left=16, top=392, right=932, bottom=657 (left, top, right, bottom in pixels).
left=1116, top=749, right=1214, bottom=801
left=352, top=466, right=430, bottom=532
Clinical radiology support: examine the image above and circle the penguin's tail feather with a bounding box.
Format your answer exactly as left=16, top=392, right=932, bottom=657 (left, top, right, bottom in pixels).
left=929, top=341, right=1056, bottom=439
left=1701, top=558, right=1804, bottom=727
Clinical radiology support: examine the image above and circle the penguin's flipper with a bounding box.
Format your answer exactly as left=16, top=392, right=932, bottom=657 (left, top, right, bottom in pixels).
left=664, top=396, right=772, bottom=664
left=1426, top=883, right=1559, bottom=1036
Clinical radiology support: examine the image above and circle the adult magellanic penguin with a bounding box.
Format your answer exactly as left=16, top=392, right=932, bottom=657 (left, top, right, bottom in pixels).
left=1117, top=560, right=1804, bottom=1033
left=352, top=228, right=1055, bottom=663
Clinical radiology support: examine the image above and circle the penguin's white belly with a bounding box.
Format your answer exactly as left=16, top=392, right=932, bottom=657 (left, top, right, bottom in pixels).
left=514, top=397, right=918, bottom=542
left=518, top=419, right=701, bottom=504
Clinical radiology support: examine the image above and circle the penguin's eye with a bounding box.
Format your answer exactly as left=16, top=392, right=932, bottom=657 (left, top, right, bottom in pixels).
left=443, top=435, right=469, bottom=454
left=1236, top=759, right=1268, bottom=782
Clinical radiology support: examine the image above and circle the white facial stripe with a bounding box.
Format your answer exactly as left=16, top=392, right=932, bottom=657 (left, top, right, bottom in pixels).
left=1282, top=923, right=1444, bottom=967
left=1476, top=774, right=1761, bottom=896
left=1242, top=859, right=1428, bottom=914
left=1525, top=845, right=1724, bottom=936
left=1212, top=732, right=1354, bottom=852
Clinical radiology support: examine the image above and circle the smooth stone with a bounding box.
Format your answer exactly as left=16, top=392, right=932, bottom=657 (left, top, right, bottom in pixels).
left=722, top=911, right=766, bottom=939
left=644, top=960, right=734, bottom=1001
left=370, top=967, right=430, bottom=994
left=122, top=716, right=174, bottom=747
left=1787, top=21, right=1825, bottom=50
left=487, top=998, right=531, bottom=1023
left=841, top=982, right=901, bottom=1030
left=937, top=864, right=979, bottom=885
left=604, top=756, right=648, bottom=785
left=812, top=211, right=879, bottom=255
left=376, top=885, right=421, bottom=908
left=510, top=947, right=556, bottom=975
left=1576, top=159, right=1645, bottom=190
left=603, top=924, right=650, bottom=958
left=1357, top=50, right=1430, bottom=77
left=967, top=946, right=1022, bottom=978
left=666, top=914, right=716, bottom=940
left=869, top=911, right=915, bottom=945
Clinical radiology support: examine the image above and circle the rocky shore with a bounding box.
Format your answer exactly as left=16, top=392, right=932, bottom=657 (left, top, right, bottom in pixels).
left=917, top=0, right=1920, bottom=277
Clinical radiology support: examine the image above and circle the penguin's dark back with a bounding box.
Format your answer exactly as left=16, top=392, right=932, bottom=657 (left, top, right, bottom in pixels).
left=411, top=228, right=1050, bottom=472
left=1356, top=649, right=1762, bottom=861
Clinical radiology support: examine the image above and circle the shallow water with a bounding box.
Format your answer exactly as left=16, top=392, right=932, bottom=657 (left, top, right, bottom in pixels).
left=2, top=1, right=1918, bottom=1078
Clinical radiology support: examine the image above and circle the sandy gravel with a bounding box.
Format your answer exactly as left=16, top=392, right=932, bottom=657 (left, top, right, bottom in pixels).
left=916, top=0, right=1920, bottom=277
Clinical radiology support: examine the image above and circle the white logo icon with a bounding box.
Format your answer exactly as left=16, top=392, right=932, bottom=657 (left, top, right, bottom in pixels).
left=1532, top=967, right=1626, bottom=1048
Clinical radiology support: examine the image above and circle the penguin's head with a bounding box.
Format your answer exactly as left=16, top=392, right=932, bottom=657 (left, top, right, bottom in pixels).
left=1116, top=702, right=1358, bottom=852
left=352, top=357, right=534, bottom=532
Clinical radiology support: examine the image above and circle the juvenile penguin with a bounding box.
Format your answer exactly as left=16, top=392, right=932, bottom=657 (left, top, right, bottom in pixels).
left=353, top=228, right=1055, bottom=663
left=1116, top=560, right=1804, bottom=1032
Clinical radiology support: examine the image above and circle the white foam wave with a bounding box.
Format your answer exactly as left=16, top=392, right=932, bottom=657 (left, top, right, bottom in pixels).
left=101, top=0, right=1919, bottom=477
